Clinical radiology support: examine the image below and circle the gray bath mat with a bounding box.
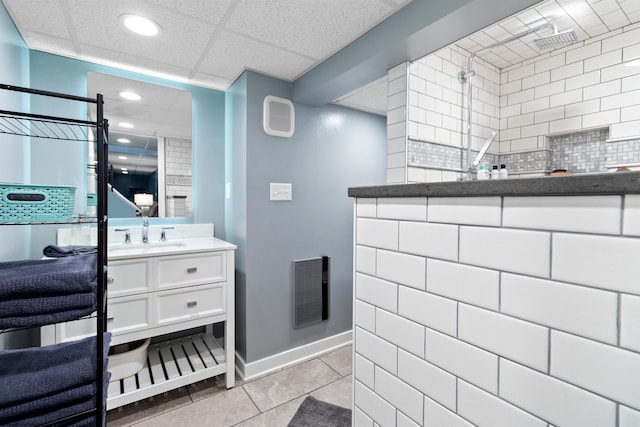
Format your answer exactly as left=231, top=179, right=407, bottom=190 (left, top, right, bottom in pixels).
left=288, top=396, right=351, bottom=427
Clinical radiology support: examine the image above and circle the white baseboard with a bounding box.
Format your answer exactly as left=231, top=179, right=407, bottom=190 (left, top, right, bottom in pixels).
left=235, top=330, right=352, bottom=381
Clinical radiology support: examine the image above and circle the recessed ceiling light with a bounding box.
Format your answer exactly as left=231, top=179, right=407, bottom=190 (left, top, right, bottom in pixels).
left=122, top=170, right=129, bottom=174
left=119, top=91, right=141, bottom=101
left=118, top=156, right=128, bottom=160
left=121, top=168, right=128, bottom=171
left=118, top=122, right=134, bottom=129
left=117, top=138, right=131, bottom=143
left=120, top=14, right=161, bottom=37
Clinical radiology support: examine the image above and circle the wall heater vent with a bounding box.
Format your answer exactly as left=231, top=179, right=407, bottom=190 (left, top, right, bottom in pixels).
left=293, top=256, right=328, bottom=328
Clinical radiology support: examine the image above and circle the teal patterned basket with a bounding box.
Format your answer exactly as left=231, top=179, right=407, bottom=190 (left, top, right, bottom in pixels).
left=0, top=183, right=76, bottom=223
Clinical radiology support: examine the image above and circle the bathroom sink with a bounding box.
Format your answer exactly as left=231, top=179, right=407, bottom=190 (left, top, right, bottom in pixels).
left=108, top=241, right=185, bottom=252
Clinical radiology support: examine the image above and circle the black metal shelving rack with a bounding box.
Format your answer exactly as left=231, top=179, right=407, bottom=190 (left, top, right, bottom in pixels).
left=0, top=83, right=108, bottom=426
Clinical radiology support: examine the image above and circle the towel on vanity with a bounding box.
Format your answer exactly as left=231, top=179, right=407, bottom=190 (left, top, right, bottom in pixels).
left=0, top=253, right=96, bottom=298
left=43, top=245, right=97, bottom=258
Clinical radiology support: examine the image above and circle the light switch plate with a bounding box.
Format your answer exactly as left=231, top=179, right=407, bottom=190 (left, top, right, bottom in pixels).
left=270, top=183, right=292, bottom=201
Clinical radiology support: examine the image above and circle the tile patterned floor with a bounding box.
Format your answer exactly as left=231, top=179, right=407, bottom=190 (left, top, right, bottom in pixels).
left=107, top=344, right=352, bottom=427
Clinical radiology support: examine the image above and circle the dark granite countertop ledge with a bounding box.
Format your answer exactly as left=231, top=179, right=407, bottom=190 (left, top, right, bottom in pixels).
left=348, top=172, right=640, bottom=198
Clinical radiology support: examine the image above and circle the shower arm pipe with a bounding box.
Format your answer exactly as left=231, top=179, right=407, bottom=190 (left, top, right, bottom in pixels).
left=462, top=22, right=557, bottom=179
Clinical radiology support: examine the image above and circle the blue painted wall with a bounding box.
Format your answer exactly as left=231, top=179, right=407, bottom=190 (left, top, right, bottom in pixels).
left=228, top=71, right=386, bottom=363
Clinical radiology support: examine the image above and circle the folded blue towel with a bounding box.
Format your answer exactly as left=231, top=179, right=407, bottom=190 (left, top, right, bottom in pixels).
left=0, top=253, right=96, bottom=299
left=43, top=245, right=97, bottom=258
left=4, top=373, right=111, bottom=427
left=0, top=301, right=96, bottom=329
left=0, top=333, right=111, bottom=407
left=0, top=291, right=95, bottom=317
left=0, top=382, right=95, bottom=424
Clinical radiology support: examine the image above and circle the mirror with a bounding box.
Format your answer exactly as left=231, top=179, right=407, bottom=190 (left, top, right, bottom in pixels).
left=87, top=72, right=192, bottom=217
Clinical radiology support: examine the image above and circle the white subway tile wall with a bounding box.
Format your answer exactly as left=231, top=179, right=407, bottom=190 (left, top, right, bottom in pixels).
left=164, top=137, right=192, bottom=216
left=387, top=62, right=408, bottom=184
left=399, top=17, right=640, bottom=182
left=354, top=194, right=640, bottom=426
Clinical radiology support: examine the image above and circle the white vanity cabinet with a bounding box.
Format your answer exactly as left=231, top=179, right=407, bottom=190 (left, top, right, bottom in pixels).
left=41, top=237, right=236, bottom=410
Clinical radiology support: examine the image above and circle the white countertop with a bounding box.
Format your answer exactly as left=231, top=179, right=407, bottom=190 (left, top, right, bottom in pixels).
left=108, top=237, right=236, bottom=260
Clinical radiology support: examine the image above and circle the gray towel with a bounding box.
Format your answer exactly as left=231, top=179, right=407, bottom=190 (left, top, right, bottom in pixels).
left=43, top=245, right=97, bottom=258
left=0, top=253, right=96, bottom=298
left=0, top=333, right=111, bottom=407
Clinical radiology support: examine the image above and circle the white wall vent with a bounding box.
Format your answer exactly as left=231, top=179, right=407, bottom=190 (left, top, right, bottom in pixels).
left=263, top=95, right=294, bottom=138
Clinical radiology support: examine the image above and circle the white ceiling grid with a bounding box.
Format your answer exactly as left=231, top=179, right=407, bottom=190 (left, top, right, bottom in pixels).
left=2, top=0, right=411, bottom=90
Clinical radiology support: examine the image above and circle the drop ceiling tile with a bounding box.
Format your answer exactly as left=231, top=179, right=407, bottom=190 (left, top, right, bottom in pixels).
left=200, top=30, right=317, bottom=82
left=3, top=0, right=71, bottom=39
left=81, top=45, right=193, bottom=80
left=20, top=31, right=77, bottom=58
left=145, top=0, right=236, bottom=25
left=66, top=0, right=214, bottom=69
left=224, top=0, right=395, bottom=60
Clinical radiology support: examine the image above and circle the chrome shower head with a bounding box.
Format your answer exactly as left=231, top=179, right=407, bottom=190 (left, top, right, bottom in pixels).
left=534, top=29, right=578, bottom=50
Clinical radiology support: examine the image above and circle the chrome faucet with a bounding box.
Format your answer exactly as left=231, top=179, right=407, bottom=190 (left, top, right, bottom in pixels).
left=160, top=226, right=174, bottom=242
left=115, top=228, right=131, bottom=244
left=142, top=218, right=149, bottom=243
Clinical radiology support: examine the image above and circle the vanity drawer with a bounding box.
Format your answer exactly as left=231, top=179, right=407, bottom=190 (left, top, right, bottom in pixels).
left=156, top=283, right=226, bottom=325
left=108, top=259, right=150, bottom=297
left=106, top=295, right=152, bottom=335
left=56, top=295, right=151, bottom=342
left=156, top=252, right=226, bottom=290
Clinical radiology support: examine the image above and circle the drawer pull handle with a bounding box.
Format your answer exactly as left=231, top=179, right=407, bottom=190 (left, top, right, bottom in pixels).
left=187, top=301, right=198, bottom=308
left=107, top=314, right=115, bottom=321
left=187, top=267, right=198, bottom=274
left=107, top=276, right=114, bottom=283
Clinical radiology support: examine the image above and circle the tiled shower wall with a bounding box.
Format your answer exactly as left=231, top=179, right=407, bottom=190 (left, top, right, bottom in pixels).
left=353, top=195, right=640, bottom=427
left=400, top=20, right=640, bottom=182
left=499, top=21, right=640, bottom=153
left=165, top=137, right=192, bottom=216
left=408, top=44, right=500, bottom=153
left=408, top=128, right=640, bottom=176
